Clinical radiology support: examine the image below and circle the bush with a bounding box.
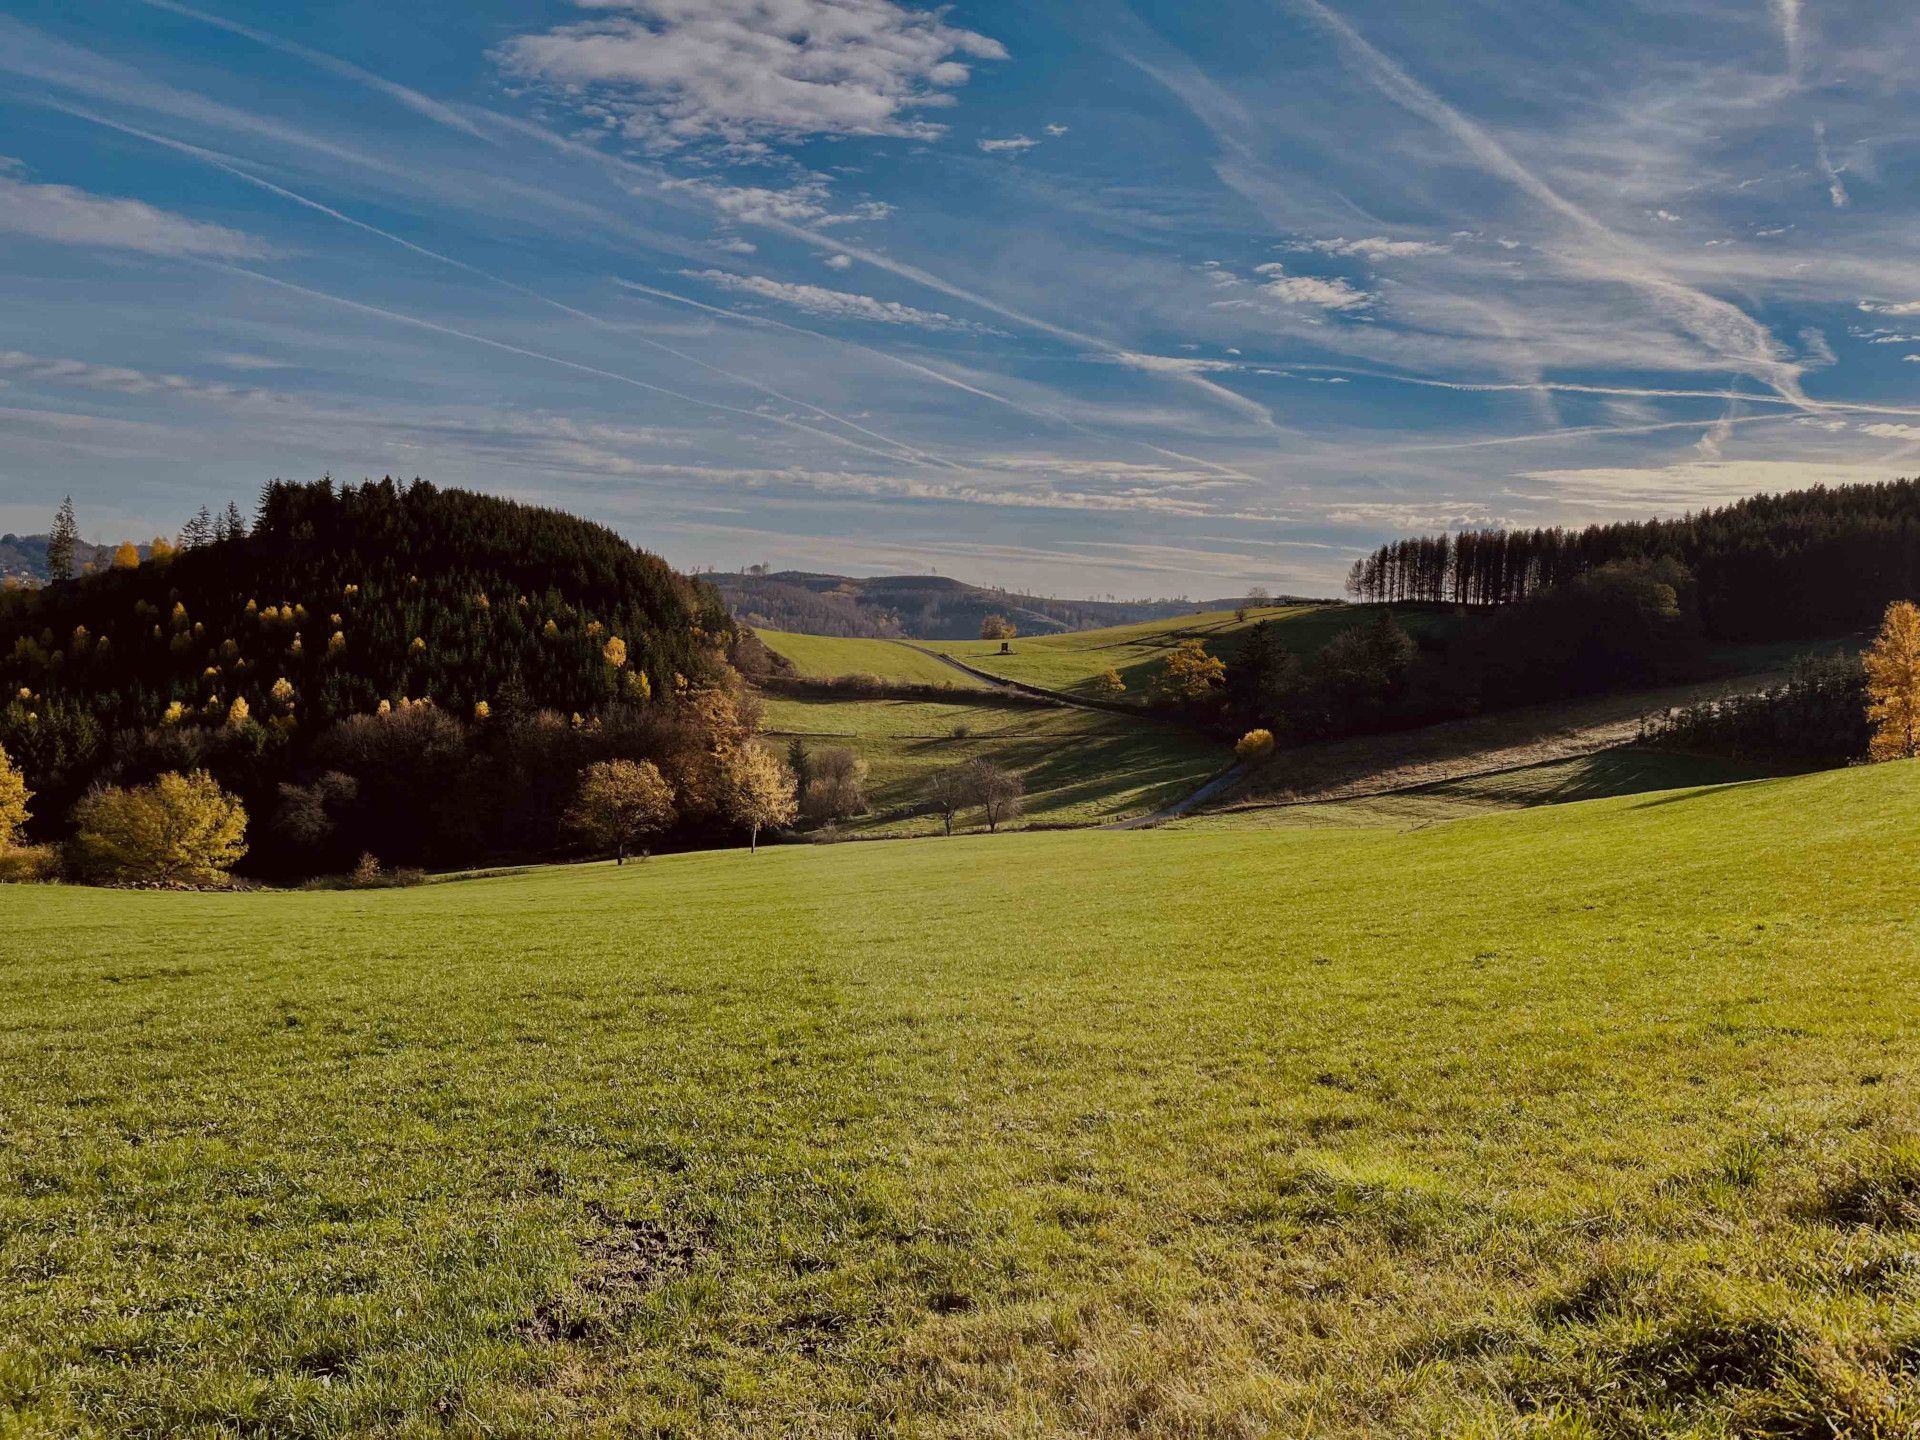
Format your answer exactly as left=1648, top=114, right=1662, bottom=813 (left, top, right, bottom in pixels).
left=0, top=843, right=60, bottom=883
left=70, top=770, right=248, bottom=885
left=801, top=747, right=868, bottom=823
left=1236, top=728, right=1276, bottom=763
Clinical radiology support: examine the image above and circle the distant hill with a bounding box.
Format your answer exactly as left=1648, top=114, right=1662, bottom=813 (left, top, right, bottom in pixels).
left=709, top=569, right=1324, bottom=640
left=0, top=533, right=124, bottom=585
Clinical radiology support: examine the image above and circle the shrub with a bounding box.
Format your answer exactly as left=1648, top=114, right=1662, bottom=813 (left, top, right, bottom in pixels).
left=70, top=770, right=248, bottom=884
left=801, top=747, right=868, bottom=823
left=0, top=843, right=59, bottom=883
left=0, top=739, right=30, bottom=847
left=1236, top=728, right=1276, bottom=763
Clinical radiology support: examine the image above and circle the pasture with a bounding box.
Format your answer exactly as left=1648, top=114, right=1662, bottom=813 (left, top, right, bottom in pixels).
left=6, top=761, right=1920, bottom=1436
left=757, top=692, right=1224, bottom=832
left=754, top=629, right=989, bottom=689
left=925, top=603, right=1462, bottom=702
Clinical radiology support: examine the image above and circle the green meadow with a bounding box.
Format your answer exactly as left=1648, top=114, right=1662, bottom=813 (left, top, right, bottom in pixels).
left=7, top=761, right=1920, bottom=1436
left=754, top=630, right=989, bottom=689
left=925, top=603, right=1462, bottom=702
left=758, top=692, right=1224, bottom=833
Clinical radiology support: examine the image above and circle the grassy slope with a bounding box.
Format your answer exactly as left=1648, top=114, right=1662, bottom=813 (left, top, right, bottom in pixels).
left=759, top=692, right=1223, bottom=833
left=1171, top=747, right=1777, bottom=831
left=755, top=629, right=989, bottom=689
left=925, top=603, right=1460, bottom=702
left=8, top=763, right=1920, bottom=1436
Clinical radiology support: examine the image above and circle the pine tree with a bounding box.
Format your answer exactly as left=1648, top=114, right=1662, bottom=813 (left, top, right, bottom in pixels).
left=180, top=507, right=214, bottom=549
left=1866, top=600, right=1920, bottom=761
left=46, top=497, right=77, bottom=583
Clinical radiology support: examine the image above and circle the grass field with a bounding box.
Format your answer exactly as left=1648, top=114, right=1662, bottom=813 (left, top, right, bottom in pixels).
left=924, top=604, right=1462, bottom=702
left=7, top=762, right=1920, bottom=1436
left=759, top=692, right=1224, bottom=833
left=755, top=629, right=990, bottom=689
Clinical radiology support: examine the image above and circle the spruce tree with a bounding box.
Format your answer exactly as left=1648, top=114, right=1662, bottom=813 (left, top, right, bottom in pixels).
left=46, top=497, right=77, bottom=583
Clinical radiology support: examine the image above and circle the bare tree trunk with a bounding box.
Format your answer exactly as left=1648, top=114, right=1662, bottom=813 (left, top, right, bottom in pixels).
left=750, top=823, right=758, bottom=854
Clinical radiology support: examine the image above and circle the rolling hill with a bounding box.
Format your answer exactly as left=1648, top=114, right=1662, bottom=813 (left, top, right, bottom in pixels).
left=711, top=568, right=1317, bottom=640
left=7, top=759, right=1920, bottom=1435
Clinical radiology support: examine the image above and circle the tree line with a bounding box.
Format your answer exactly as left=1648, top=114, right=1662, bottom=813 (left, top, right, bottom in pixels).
left=1346, top=479, right=1920, bottom=642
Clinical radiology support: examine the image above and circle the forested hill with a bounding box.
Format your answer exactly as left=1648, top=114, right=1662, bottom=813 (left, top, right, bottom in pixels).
left=0, top=479, right=742, bottom=871
left=1347, top=478, right=1920, bottom=641
left=0, top=533, right=124, bottom=585
left=711, top=569, right=1304, bottom=639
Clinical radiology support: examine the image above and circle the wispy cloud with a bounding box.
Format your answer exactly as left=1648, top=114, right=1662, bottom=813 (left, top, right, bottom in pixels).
left=1291, top=235, right=1449, bottom=260
left=0, top=172, right=268, bottom=258
left=978, top=135, right=1039, bottom=153
left=682, top=269, right=1002, bottom=333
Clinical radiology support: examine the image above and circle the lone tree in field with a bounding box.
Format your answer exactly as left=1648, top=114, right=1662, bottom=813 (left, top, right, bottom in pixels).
left=0, top=741, right=31, bottom=848
left=965, top=759, right=1024, bottom=833
left=722, top=744, right=798, bottom=853
left=801, top=747, right=868, bottom=824
left=1091, top=667, right=1126, bottom=700
left=979, top=613, right=1018, bottom=641
left=568, top=758, right=675, bottom=864
left=1235, top=728, right=1276, bottom=764
left=71, top=771, right=248, bottom=884
left=925, top=762, right=973, bottom=836
left=46, top=496, right=78, bottom=582
left=1866, top=600, right=1920, bottom=761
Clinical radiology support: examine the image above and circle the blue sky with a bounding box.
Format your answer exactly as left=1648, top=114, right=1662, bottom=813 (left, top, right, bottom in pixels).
left=1, top=0, right=1918, bottom=597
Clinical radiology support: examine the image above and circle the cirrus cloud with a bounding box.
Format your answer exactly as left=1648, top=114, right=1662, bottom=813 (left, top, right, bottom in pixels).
left=683, top=268, right=1001, bottom=333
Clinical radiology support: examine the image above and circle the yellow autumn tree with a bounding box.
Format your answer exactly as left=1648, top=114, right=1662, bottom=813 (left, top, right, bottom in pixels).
left=1091, top=668, right=1126, bottom=700
left=1151, top=638, right=1227, bottom=707
left=0, top=741, right=31, bottom=848
left=1866, top=600, right=1920, bottom=761
left=111, top=541, right=141, bottom=570
left=1235, top=728, right=1276, bottom=763
left=604, top=635, right=628, bottom=669
left=567, top=758, right=675, bottom=864
left=721, top=744, right=797, bottom=854
left=70, top=771, right=248, bottom=884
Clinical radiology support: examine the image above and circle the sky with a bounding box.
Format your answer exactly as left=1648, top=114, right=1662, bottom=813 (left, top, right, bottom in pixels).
left=1, top=1, right=1918, bottom=599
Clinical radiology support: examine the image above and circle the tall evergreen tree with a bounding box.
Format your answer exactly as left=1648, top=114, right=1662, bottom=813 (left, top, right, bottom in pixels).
left=46, top=497, right=78, bottom=583
left=180, top=507, right=215, bottom=549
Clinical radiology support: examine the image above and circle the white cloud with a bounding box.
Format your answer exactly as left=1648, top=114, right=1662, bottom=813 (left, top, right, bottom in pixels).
left=1113, top=351, right=1241, bottom=375
left=0, top=174, right=268, bottom=258
left=495, top=0, right=1007, bottom=148
left=1864, top=424, right=1920, bottom=439
left=1253, top=262, right=1374, bottom=311
left=682, top=269, right=999, bottom=332
left=715, top=237, right=757, bottom=254
left=978, top=135, right=1038, bottom=154
left=1044, top=123, right=1069, bottom=137
left=1292, top=235, right=1448, bottom=260
left=209, top=352, right=292, bottom=371
left=1860, top=300, right=1920, bottom=316
left=823, top=253, right=853, bottom=270
left=0, top=349, right=279, bottom=403
left=1651, top=209, right=1681, bottom=222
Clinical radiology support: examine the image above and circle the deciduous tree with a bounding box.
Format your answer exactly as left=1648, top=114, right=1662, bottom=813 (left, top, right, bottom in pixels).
left=1150, top=638, right=1226, bottom=708
left=979, top=613, right=1017, bottom=641
left=721, top=744, right=796, bottom=853
left=1091, top=668, right=1126, bottom=700
left=1235, top=728, right=1276, bottom=763
left=965, top=758, right=1023, bottom=833
left=71, top=770, right=248, bottom=884
left=568, top=758, right=675, bottom=864
left=925, top=762, right=972, bottom=836
left=1867, top=600, right=1920, bottom=761
left=0, top=740, right=30, bottom=848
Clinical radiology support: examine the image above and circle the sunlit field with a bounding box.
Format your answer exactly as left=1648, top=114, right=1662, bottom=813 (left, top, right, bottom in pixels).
left=7, top=762, right=1920, bottom=1436
left=755, top=629, right=990, bottom=689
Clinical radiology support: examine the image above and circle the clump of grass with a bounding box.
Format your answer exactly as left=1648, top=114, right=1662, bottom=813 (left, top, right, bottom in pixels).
left=1806, top=1142, right=1920, bottom=1230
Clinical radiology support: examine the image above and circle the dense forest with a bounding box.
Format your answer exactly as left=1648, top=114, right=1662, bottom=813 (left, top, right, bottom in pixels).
left=1346, top=480, right=1920, bottom=641
left=0, top=478, right=762, bottom=877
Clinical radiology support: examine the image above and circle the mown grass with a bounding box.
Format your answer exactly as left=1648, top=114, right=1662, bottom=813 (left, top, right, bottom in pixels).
left=759, top=693, right=1224, bottom=833
left=7, top=762, right=1920, bottom=1436
left=755, top=629, right=989, bottom=689
left=925, top=603, right=1462, bottom=702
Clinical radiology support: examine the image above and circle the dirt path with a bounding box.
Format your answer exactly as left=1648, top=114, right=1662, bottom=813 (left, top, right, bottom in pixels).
left=1212, top=668, right=1789, bottom=814
left=1105, top=763, right=1249, bottom=829
left=897, top=644, right=1138, bottom=715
